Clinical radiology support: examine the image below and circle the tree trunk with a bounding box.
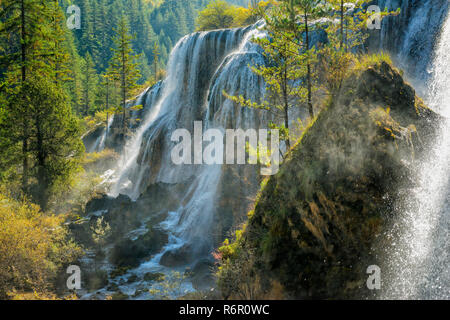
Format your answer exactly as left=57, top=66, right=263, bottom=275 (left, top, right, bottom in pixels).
left=305, top=11, right=314, bottom=119
left=106, top=79, right=109, bottom=110
left=340, top=0, right=344, bottom=50
left=121, top=41, right=127, bottom=139
left=154, top=58, right=158, bottom=82
left=283, top=59, right=291, bottom=150
left=21, top=0, right=29, bottom=194
left=36, top=117, right=48, bottom=210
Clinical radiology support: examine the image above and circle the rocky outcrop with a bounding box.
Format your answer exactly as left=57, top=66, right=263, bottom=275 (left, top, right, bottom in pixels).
left=218, top=61, right=438, bottom=300
left=82, top=124, right=107, bottom=153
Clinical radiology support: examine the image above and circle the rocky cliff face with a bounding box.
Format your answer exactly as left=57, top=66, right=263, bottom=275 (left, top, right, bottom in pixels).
left=218, top=60, right=438, bottom=299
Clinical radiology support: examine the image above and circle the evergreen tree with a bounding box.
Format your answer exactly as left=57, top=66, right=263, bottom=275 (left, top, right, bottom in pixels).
left=22, top=76, right=83, bottom=209
left=80, top=53, right=98, bottom=115
left=0, top=0, right=83, bottom=206
left=108, top=17, right=141, bottom=138
left=152, top=42, right=160, bottom=83
left=224, top=4, right=311, bottom=150
left=48, top=0, right=72, bottom=84
left=0, top=0, right=52, bottom=192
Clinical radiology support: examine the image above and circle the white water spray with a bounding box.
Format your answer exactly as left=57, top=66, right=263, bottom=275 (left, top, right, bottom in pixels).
left=382, top=10, right=450, bottom=300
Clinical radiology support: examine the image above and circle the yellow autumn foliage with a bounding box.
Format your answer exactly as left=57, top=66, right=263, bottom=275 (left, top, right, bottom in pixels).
left=0, top=192, right=82, bottom=299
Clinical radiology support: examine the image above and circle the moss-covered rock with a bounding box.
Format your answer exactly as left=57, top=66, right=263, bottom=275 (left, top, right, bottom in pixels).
left=218, top=61, right=438, bottom=299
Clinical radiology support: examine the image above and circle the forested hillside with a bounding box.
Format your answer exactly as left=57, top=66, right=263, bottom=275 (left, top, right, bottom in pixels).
left=1, top=0, right=251, bottom=118
left=0, top=0, right=253, bottom=298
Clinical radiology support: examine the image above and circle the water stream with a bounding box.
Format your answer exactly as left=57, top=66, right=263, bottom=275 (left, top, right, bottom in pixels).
left=381, top=8, right=450, bottom=300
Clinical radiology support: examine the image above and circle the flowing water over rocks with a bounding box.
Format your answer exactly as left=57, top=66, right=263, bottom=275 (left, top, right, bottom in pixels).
left=380, top=4, right=450, bottom=299
left=81, top=0, right=449, bottom=299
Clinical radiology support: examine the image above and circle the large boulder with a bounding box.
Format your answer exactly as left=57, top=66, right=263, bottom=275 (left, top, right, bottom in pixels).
left=218, top=61, right=438, bottom=299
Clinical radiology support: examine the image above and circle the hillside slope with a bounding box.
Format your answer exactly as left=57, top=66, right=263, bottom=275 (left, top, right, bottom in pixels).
left=218, top=60, right=438, bottom=300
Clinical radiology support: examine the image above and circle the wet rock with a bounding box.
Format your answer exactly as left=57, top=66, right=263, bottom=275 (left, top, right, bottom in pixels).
left=85, top=193, right=131, bottom=215
left=143, top=272, right=165, bottom=282
left=107, top=283, right=119, bottom=292
left=110, top=227, right=168, bottom=268
left=84, top=270, right=108, bottom=291
left=219, top=61, right=439, bottom=299
left=159, top=245, right=195, bottom=267
left=82, top=124, right=106, bottom=153
left=127, top=274, right=139, bottom=283
left=191, top=259, right=216, bottom=291
left=110, top=291, right=129, bottom=300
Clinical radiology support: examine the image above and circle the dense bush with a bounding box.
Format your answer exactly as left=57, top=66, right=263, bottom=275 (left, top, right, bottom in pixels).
left=0, top=192, right=83, bottom=299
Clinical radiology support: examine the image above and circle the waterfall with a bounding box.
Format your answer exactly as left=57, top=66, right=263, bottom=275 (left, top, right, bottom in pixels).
left=98, top=115, right=114, bottom=151
left=109, top=26, right=259, bottom=199
left=94, top=23, right=270, bottom=295
left=376, top=0, right=449, bottom=83
left=109, top=82, right=163, bottom=197
left=381, top=8, right=450, bottom=300
left=85, top=115, right=114, bottom=153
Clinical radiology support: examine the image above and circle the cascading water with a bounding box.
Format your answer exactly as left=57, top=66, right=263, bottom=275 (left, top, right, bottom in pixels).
left=109, top=82, right=163, bottom=197
left=109, top=26, right=260, bottom=199
left=92, top=23, right=271, bottom=299
left=380, top=7, right=450, bottom=300
left=85, top=115, right=114, bottom=153
left=376, top=0, right=449, bottom=84
left=89, top=0, right=450, bottom=300
left=98, top=115, right=114, bottom=151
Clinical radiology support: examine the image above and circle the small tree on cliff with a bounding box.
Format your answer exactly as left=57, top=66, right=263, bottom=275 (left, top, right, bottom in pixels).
left=108, top=17, right=141, bottom=139
left=281, top=0, right=322, bottom=118
left=224, top=3, right=315, bottom=150
left=320, top=1, right=399, bottom=96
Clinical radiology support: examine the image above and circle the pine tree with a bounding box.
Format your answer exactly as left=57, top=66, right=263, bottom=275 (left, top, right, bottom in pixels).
left=81, top=53, right=98, bottom=116
left=48, top=0, right=72, bottom=84
left=25, top=75, right=83, bottom=209
left=0, top=0, right=52, bottom=192
left=108, top=17, right=141, bottom=139
left=224, top=4, right=310, bottom=150
left=0, top=0, right=83, bottom=207
left=152, top=42, right=160, bottom=83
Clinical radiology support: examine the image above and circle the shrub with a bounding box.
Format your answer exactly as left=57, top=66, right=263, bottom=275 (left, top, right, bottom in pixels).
left=0, top=192, right=83, bottom=299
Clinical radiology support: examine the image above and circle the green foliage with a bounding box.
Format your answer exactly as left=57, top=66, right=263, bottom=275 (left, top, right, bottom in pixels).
left=224, top=1, right=319, bottom=149
left=80, top=53, right=98, bottom=115
left=196, top=0, right=239, bottom=31
left=147, top=271, right=189, bottom=299
left=196, top=0, right=275, bottom=31
left=0, top=0, right=85, bottom=210
left=108, top=17, right=142, bottom=135
left=1, top=74, right=84, bottom=210
left=353, top=52, right=394, bottom=72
